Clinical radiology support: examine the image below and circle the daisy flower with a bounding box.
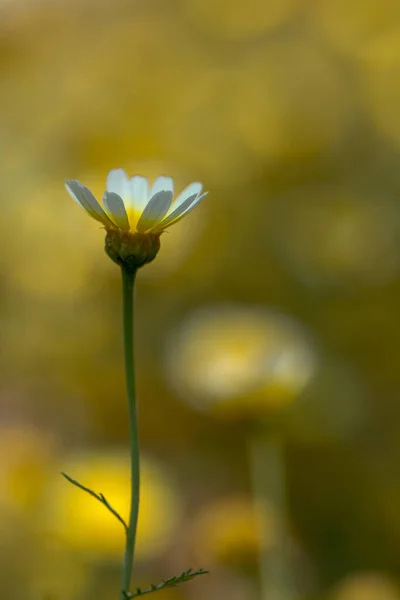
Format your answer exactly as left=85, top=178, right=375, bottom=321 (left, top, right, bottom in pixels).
left=65, top=168, right=208, bottom=234
left=62, top=166, right=209, bottom=599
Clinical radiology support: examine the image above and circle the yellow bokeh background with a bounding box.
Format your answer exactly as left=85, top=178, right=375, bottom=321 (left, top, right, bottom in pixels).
left=0, top=0, right=400, bottom=599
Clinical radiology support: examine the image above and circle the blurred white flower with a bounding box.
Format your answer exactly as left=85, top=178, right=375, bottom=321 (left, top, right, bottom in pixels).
left=165, top=305, right=317, bottom=415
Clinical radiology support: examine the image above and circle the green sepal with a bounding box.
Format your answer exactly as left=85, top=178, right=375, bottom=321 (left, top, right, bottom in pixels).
left=105, top=230, right=161, bottom=271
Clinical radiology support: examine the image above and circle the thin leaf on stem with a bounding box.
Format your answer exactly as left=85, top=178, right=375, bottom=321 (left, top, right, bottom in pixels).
left=123, top=569, right=209, bottom=598
left=61, top=471, right=128, bottom=532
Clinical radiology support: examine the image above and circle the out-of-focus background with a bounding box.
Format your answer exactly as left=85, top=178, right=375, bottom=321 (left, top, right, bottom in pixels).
left=1, top=0, right=400, bottom=599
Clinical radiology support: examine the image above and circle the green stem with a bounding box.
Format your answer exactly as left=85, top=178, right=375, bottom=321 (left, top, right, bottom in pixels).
left=249, top=435, right=292, bottom=600
left=120, top=266, right=140, bottom=600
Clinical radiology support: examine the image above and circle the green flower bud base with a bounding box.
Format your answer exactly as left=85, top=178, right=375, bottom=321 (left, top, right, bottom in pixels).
left=105, top=230, right=161, bottom=271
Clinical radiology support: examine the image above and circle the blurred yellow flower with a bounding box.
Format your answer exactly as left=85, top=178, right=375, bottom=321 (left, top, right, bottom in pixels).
left=329, top=572, right=400, bottom=600
left=165, top=305, right=316, bottom=417
left=43, top=451, right=181, bottom=561
left=193, top=496, right=275, bottom=566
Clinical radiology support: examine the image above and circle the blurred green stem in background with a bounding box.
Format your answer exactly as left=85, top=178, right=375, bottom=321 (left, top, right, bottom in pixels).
left=120, top=266, right=140, bottom=600
left=249, top=435, right=293, bottom=600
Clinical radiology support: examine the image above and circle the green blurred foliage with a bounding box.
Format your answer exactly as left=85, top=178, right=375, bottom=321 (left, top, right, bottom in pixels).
left=0, top=0, right=400, bottom=599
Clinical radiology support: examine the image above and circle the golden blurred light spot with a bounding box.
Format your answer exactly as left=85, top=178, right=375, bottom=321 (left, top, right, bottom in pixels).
left=0, top=425, right=54, bottom=513
left=272, top=190, right=399, bottom=288
left=165, top=305, right=316, bottom=417
left=312, top=0, right=400, bottom=57
left=44, top=451, right=181, bottom=561
left=193, top=496, right=274, bottom=565
left=185, top=0, right=296, bottom=40
left=359, top=28, right=400, bottom=146
left=7, top=182, right=102, bottom=299
left=231, top=41, right=352, bottom=162
left=329, top=572, right=400, bottom=600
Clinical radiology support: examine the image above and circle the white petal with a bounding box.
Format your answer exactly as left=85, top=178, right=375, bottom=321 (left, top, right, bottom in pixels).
left=155, top=193, right=198, bottom=230
left=66, top=180, right=115, bottom=227
left=169, top=182, right=202, bottom=213
left=158, top=192, right=208, bottom=230
left=103, top=191, right=130, bottom=231
left=136, top=190, right=173, bottom=232
left=129, top=176, right=149, bottom=213
left=150, top=176, right=174, bottom=198
left=106, top=169, right=130, bottom=199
